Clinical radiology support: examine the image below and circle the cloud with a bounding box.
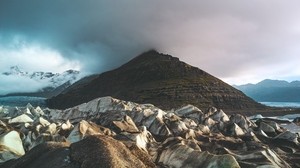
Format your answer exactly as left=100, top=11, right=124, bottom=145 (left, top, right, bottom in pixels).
left=0, top=0, right=300, bottom=85
left=0, top=75, right=49, bottom=95
left=0, top=41, right=81, bottom=73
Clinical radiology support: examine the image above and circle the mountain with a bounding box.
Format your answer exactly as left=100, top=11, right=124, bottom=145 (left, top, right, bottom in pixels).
left=1, top=66, right=81, bottom=98
left=234, top=79, right=300, bottom=102
left=47, top=50, right=265, bottom=111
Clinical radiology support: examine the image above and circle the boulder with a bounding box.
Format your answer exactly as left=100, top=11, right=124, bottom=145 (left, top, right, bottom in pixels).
left=227, top=123, right=245, bottom=136
left=0, top=130, right=25, bottom=162
left=197, top=124, right=210, bottom=135
left=35, top=117, right=50, bottom=127
left=148, top=115, right=172, bottom=140
left=210, top=109, right=230, bottom=122
left=174, top=105, right=203, bottom=123
left=8, top=114, right=33, bottom=124
left=204, top=117, right=216, bottom=128
left=259, top=122, right=276, bottom=134
left=42, top=123, right=57, bottom=135
left=274, top=131, right=299, bottom=143
left=61, top=120, right=73, bottom=131
left=112, top=115, right=139, bottom=133
left=67, top=120, right=115, bottom=143
left=116, top=126, right=156, bottom=152
left=230, top=114, right=252, bottom=130
left=220, top=147, right=291, bottom=168
left=157, top=137, right=240, bottom=168
left=164, top=115, right=188, bottom=136
left=31, top=106, right=44, bottom=117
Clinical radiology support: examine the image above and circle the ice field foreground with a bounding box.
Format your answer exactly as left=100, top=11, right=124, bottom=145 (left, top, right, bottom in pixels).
left=0, top=96, right=300, bottom=168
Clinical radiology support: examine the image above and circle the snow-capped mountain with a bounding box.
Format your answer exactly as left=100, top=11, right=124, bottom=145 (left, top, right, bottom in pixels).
left=2, top=66, right=29, bottom=76
left=1, top=66, right=81, bottom=97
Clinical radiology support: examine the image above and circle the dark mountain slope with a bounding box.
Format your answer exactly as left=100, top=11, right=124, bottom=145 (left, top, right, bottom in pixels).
left=47, top=50, right=265, bottom=111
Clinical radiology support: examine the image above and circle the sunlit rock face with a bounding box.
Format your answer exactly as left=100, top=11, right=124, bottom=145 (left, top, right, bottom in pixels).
left=0, top=97, right=299, bottom=167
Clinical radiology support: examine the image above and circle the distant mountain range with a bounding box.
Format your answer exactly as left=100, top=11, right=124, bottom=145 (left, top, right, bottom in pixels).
left=234, top=79, right=300, bottom=102
left=48, top=50, right=265, bottom=111
left=1, top=66, right=81, bottom=98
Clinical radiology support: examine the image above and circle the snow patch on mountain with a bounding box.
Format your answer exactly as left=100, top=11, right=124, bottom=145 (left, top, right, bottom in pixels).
left=0, top=66, right=81, bottom=95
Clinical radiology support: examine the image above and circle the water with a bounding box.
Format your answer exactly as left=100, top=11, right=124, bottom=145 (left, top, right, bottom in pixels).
left=0, top=96, right=46, bottom=107
left=260, top=102, right=300, bottom=108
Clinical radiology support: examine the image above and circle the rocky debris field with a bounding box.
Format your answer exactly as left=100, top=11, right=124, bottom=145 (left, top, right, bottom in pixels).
left=0, top=96, right=299, bottom=168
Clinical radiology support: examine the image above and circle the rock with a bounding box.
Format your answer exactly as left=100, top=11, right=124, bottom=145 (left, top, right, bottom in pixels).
left=23, top=108, right=33, bottom=116
left=164, top=115, right=188, bottom=136
left=197, top=124, right=210, bottom=135
left=8, top=114, right=33, bottom=124
left=227, top=123, right=245, bottom=136
left=293, top=117, right=300, bottom=125
left=127, top=108, right=155, bottom=125
left=175, top=105, right=202, bottom=115
left=148, top=114, right=172, bottom=140
left=116, top=126, right=156, bottom=152
left=174, top=105, right=203, bottom=123
left=61, top=120, right=73, bottom=131
left=32, top=106, right=44, bottom=117
left=0, top=121, right=9, bottom=135
left=220, top=147, right=291, bottom=168
left=210, top=109, right=230, bottom=122
left=142, top=110, right=166, bottom=128
left=267, top=121, right=281, bottom=131
left=274, top=131, right=299, bottom=143
left=0, top=130, right=25, bottom=162
left=259, top=122, right=276, bottom=134
left=204, top=117, right=216, bottom=128
left=230, top=114, right=252, bottom=130
left=36, top=117, right=51, bottom=127
left=67, top=120, right=115, bottom=143
left=182, top=118, right=197, bottom=128
left=42, top=123, right=57, bottom=135
left=135, top=126, right=156, bottom=151
left=50, top=97, right=136, bottom=122
left=157, top=137, right=240, bottom=168
left=112, top=115, right=139, bottom=133
left=0, top=97, right=299, bottom=167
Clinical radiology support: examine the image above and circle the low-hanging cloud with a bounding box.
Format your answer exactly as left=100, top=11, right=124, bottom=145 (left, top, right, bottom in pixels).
left=0, top=75, right=50, bottom=95
left=1, top=0, right=300, bottom=85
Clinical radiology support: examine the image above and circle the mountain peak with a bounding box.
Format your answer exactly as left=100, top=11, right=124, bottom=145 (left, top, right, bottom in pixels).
left=257, top=79, right=290, bottom=87
left=121, top=50, right=179, bottom=69
left=48, top=51, right=264, bottom=111
left=2, top=65, right=27, bottom=76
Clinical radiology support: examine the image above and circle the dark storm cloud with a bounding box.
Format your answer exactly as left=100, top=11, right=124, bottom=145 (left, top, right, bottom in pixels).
left=1, top=0, right=300, bottom=84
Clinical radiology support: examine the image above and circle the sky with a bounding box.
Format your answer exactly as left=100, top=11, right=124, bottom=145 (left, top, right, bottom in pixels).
left=1, top=0, right=300, bottom=94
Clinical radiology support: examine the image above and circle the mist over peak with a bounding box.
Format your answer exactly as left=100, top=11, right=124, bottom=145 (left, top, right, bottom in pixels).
left=0, top=0, right=300, bottom=85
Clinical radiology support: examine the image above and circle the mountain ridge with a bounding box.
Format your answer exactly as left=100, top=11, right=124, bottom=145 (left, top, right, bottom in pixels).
left=48, top=50, right=265, bottom=111
left=234, top=79, right=300, bottom=102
